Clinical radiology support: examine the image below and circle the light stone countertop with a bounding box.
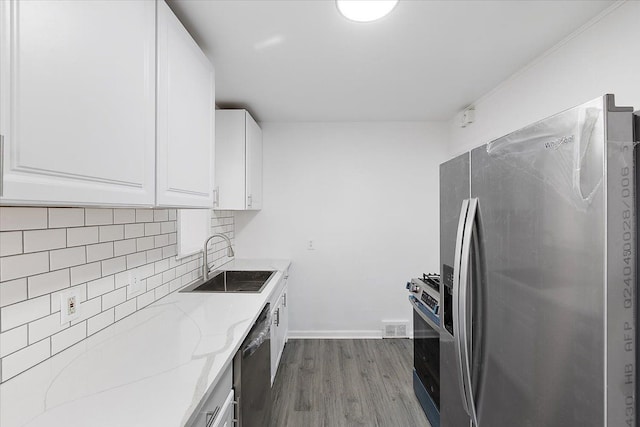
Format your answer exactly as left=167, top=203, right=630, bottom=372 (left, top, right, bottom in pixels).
left=0, top=258, right=291, bottom=427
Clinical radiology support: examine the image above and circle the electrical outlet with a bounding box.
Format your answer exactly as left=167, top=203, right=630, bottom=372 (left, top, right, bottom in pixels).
left=59, top=288, right=82, bottom=324
left=128, top=269, right=143, bottom=295
left=307, top=240, right=315, bottom=250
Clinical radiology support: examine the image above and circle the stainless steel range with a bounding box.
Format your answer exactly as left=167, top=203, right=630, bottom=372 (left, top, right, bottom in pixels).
left=407, top=273, right=441, bottom=427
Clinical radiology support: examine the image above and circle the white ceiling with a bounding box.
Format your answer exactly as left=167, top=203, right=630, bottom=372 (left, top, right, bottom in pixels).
left=167, top=0, right=615, bottom=123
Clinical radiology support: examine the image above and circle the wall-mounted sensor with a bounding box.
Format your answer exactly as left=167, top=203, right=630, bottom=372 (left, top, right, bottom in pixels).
left=460, top=107, right=475, bottom=128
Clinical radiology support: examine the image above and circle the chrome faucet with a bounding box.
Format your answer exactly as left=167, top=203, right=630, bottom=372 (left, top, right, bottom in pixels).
left=202, top=234, right=235, bottom=281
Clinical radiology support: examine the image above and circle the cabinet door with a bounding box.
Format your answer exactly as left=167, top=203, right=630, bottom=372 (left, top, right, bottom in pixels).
left=215, top=110, right=246, bottom=210
left=280, top=285, right=289, bottom=346
left=245, top=113, right=262, bottom=210
left=211, top=389, right=234, bottom=427
left=270, top=301, right=280, bottom=386
left=0, top=0, right=155, bottom=206
left=156, top=1, right=214, bottom=207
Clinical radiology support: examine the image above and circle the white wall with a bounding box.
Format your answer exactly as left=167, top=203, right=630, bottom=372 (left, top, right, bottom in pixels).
left=449, top=1, right=640, bottom=156
left=234, top=122, right=449, bottom=337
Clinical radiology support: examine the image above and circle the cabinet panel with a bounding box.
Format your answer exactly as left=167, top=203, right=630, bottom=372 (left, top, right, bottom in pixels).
left=156, top=1, right=214, bottom=207
left=270, top=279, right=288, bottom=386
left=215, top=110, right=246, bottom=209
left=245, top=114, right=262, bottom=210
left=0, top=0, right=155, bottom=206
left=189, top=362, right=233, bottom=427
left=215, top=109, right=262, bottom=210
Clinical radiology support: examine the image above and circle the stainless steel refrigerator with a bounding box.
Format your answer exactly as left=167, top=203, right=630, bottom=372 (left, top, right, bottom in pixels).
left=439, top=94, right=638, bottom=427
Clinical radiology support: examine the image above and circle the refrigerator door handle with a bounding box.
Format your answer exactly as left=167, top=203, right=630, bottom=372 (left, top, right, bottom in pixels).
left=459, top=197, right=479, bottom=426
left=453, top=199, right=471, bottom=415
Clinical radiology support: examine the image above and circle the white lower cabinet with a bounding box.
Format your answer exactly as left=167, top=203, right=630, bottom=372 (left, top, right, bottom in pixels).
left=270, top=274, right=289, bottom=385
left=189, top=363, right=234, bottom=427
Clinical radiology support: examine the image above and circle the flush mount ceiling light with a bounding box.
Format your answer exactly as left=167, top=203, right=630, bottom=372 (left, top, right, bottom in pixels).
left=336, top=0, right=399, bottom=23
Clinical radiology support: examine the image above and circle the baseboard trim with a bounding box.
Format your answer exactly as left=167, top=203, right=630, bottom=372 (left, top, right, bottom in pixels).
left=288, top=330, right=384, bottom=339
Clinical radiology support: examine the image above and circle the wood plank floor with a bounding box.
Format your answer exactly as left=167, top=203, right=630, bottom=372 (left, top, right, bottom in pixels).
left=269, top=339, right=431, bottom=427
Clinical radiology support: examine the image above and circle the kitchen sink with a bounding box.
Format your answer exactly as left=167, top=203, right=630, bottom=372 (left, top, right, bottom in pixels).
left=180, top=270, right=275, bottom=293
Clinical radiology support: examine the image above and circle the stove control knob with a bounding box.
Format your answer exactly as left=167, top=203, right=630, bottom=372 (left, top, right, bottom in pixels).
left=406, top=282, right=411, bottom=290
left=410, top=284, right=420, bottom=293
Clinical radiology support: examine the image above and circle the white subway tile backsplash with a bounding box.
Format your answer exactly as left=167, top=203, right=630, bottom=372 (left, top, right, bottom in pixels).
left=85, top=209, right=113, bottom=226
left=113, top=209, right=136, bottom=225
left=146, top=248, right=162, bottom=263
left=51, top=323, right=86, bottom=355
left=124, top=223, right=144, bottom=239
left=155, top=259, right=170, bottom=274
left=0, top=325, right=27, bottom=358
left=86, top=242, right=114, bottom=262
left=126, top=252, right=146, bottom=269
left=154, top=234, right=169, bottom=248
left=114, top=299, right=136, bottom=322
left=99, top=225, right=124, bottom=243
left=146, top=274, right=162, bottom=290
left=48, top=208, right=84, bottom=228
left=28, top=269, right=70, bottom=298
left=0, top=252, right=49, bottom=282
left=153, top=209, right=168, bottom=222
left=160, top=221, right=175, bottom=234
left=87, top=309, right=114, bottom=336
left=113, top=239, right=136, bottom=257
left=1, top=295, right=50, bottom=332
left=162, top=269, right=176, bottom=283
left=70, top=262, right=101, bottom=286
left=114, top=271, right=128, bottom=289
left=137, top=290, right=155, bottom=309
left=0, top=207, right=47, bottom=231
left=136, top=264, right=155, bottom=280
left=0, top=278, right=27, bottom=308
left=155, top=284, right=169, bottom=300
left=87, top=276, right=115, bottom=299
left=1, top=338, right=50, bottom=381
left=144, top=222, right=161, bottom=236
left=102, top=288, right=126, bottom=310
left=0, top=231, right=22, bottom=257
left=23, top=229, right=66, bottom=253
left=136, top=236, right=154, bottom=251
left=101, top=257, right=126, bottom=276
left=67, top=226, right=99, bottom=247
left=28, top=312, right=67, bottom=344
left=50, top=247, right=86, bottom=270
left=162, top=245, right=177, bottom=259
left=0, top=207, right=234, bottom=383
left=169, top=278, right=183, bottom=293
left=135, top=209, right=153, bottom=223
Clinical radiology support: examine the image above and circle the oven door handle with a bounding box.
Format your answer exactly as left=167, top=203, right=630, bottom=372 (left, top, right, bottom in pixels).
left=453, top=199, right=471, bottom=415
left=459, top=197, right=479, bottom=426
left=409, top=296, right=440, bottom=332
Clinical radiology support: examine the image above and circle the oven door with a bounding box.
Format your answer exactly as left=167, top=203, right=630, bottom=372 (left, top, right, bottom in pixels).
left=411, top=296, right=441, bottom=409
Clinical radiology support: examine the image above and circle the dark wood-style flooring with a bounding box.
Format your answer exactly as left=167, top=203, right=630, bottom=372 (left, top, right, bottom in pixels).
left=269, top=339, right=431, bottom=427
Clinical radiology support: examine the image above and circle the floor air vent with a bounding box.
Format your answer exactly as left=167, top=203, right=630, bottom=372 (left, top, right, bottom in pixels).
left=382, top=321, right=409, bottom=338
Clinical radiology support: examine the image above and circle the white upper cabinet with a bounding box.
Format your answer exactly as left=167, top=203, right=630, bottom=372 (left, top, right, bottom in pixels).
left=215, top=110, right=262, bottom=210
left=156, top=1, right=215, bottom=208
left=0, top=0, right=156, bottom=206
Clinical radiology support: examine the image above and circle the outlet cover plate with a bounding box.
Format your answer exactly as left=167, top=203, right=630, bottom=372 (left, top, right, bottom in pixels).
left=59, top=288, right=82, bottom=324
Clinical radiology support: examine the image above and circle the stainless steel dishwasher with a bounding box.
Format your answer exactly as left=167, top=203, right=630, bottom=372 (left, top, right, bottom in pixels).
left=233, top=304, right=272, bottom=426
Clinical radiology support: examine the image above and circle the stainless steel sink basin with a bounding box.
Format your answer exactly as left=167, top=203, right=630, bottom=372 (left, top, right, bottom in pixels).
left=180, top=270, right=275, bottom=293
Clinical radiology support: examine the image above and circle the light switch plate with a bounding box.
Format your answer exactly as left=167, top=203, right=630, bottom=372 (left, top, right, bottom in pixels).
left=59, top=288, right=82, bottom=324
